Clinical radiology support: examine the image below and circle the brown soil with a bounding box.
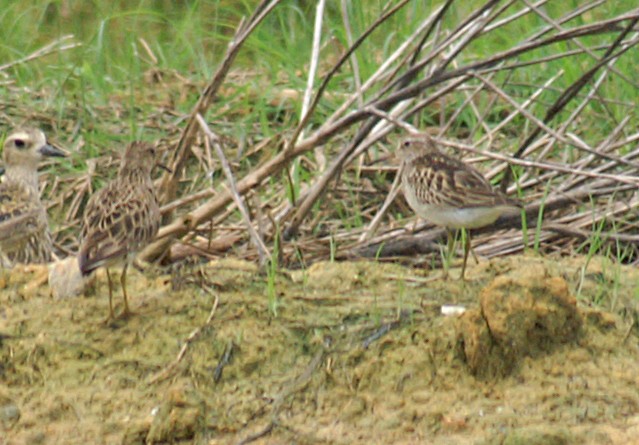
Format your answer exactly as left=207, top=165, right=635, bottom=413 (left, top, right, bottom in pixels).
left=1, top=254, right=638, bottom=444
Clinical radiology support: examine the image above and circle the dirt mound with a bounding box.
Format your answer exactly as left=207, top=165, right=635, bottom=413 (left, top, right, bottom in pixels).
left=0, top=255, right=638, bottom=444
left=458, top=270, right=582, bottom=379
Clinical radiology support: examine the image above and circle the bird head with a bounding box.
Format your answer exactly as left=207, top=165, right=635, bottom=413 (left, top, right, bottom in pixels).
left=2, top=128, right=66, bottom=169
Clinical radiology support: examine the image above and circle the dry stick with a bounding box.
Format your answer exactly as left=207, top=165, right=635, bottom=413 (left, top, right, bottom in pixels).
left=439, top=72, right=499, bottom=137
left=196, top=114, right=270, bottom=265
left=359, top=163, right=403, bottom=242
left=0, top=35, right=80, bottom=72
left=486, top=201, right=639, bottom=259
left=141, top=132, right=325, bottom=262
left=471, top=69, right=517, bottom=143
left=341, top=0, right=368, bottom=181
left=524, top=0, right=604, bottom=41
left=381, top=0, right=454, bottom=94
left=377, top=0, right=502, bottom=103
left=157, top=0, right=280, bottom=207
left=483, top=71, right=562, bottom=146
left=148, top=294, right=219, bottom=385
left=480, top=39, right=634, bottom=76
left=560, top=52, right=623, bottom=136
left=303, top=0, right=326, bottom=170
left=159, top=137, right=277, bottom=215
left=484, top=0, right=550, bottom=34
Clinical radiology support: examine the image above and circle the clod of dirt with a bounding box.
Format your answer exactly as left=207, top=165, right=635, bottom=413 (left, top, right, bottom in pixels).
left=457, top=269, right=582, bottom=379
left=124, top=380, right=206, bottom=444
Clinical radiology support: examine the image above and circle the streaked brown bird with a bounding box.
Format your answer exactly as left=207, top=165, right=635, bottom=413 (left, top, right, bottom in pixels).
left=398, top=135, right=521, bottom=279
left=0, top=127, right=66, bottom=266
left=78, top=141, right=161, bottom=320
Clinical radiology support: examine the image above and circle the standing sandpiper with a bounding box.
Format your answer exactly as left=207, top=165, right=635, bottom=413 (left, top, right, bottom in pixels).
left=0, top=128, right=66, bottom=266
left=78, top=141, right=161, bottom=320
left=398, top=135, right=521, bottom=279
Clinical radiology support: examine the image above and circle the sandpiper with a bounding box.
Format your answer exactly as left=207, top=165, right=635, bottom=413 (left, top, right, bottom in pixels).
left=398, top=135, right=521, bottom=278
left=78, top=141, right=161, bottom=320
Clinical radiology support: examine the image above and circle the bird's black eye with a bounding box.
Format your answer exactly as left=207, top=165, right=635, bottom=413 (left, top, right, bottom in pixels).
left=14, top=139, right=25, bottom=149
left=403, top=140, right=411, bottom=148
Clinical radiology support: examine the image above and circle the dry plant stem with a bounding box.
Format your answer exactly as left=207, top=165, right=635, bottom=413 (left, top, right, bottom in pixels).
left=304, top=0, right=326, bottom=170
left=148, top=294, right=220, bottom=385
left=0, top=35, right=80, bottom=72
left=524, top=0, right=603, bottom=41
left=341, top=0, right=364, bottom=108
left=196, top=114, right=270, bottom=265
left=561, top=130, right=639, bottom=192
left=359, top=164, right=403, bottom=242
left=158, top=0, right=280, bottom=206
left=237, top=423, right=275, bottom=445
left=484, top=0, right=550, bottom=33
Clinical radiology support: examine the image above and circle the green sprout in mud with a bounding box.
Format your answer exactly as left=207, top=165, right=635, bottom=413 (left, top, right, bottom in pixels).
left=267, top=226, right=281, bottom=317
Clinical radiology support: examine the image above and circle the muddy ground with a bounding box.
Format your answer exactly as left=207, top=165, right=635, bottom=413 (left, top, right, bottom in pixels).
left=0, top=254, right=638, bottom=444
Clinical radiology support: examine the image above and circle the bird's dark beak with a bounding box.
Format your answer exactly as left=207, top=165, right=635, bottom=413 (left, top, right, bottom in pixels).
left=156, top=163, right=172, bottom=173
left=39, top=143, right=68, bottom=158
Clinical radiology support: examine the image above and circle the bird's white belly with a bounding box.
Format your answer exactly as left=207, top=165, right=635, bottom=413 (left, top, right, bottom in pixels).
left=413, top=204, right=518, bottom=229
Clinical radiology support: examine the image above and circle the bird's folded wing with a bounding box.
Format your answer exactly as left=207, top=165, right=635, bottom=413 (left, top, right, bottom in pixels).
left=0, top=207, right=44, bottom=245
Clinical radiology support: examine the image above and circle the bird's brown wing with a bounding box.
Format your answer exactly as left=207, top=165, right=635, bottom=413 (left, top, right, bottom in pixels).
left=408, top=152, right=520, bottom=209
left=0, top=183, right=48, bottom=251
left=78, top=181, right=160, bottom=275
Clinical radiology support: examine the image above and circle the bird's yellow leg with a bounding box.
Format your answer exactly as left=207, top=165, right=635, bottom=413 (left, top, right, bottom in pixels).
left=106, top=268, right=115, bottom=321
left=120, top=263, right=132, bottom=317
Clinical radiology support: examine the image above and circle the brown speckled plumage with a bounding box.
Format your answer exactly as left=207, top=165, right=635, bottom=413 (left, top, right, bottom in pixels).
left=0, top=128, right=66, bottom=267
left=398, top=135, right=521, bottom=278
left=78, top=141, right=161, bottom=319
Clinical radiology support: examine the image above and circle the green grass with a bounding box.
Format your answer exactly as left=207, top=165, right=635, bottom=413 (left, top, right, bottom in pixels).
left=1, top=1, right=635, bottom=146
